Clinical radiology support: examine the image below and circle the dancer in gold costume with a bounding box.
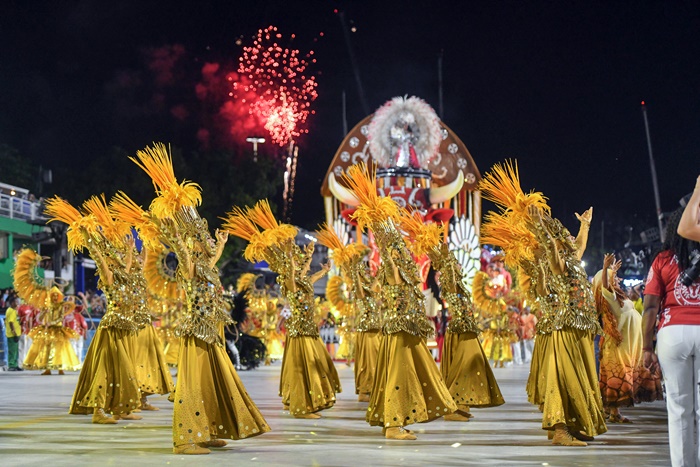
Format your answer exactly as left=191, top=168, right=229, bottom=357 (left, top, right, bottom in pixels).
left=593, top=253, right=663, bottom=422
left=317, top=223, right=381, bottom=402
left=480, top=161, right=606, bottom=446
left=129, top=143, right=269, bottom=455
left=341, top=163, right=456, bottom=440
left=108, top=200, right=175, bottom=410
left=224, top=200, right=340, bottom=419
left=13, top=249, right=80, bottom=375
left=400, top=213, right=504, bottom=421
left=44, top=197, right=143, bottom=424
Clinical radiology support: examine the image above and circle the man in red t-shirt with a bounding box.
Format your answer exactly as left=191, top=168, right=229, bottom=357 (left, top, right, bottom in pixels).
left=64, top=304, right=88, bottom=363
left=17, top=303, right=39, bottom=368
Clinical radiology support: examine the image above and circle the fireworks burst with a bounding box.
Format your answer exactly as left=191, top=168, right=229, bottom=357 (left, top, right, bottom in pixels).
left=231, top=25, right=319, bottom=146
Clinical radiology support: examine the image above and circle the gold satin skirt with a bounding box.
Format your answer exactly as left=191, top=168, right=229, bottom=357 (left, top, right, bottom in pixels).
left=69, top=327, right=141, bottom=415
left=173, top=336, right=270, bottom=447
left=126, top=325, right=174, bottom=396
left=265, top=330, right=285, bottom=361
left=279, top=335, right=341, bottom=416
left=441, top=331, right=505, bottom=409
left=158, top=326, right=180, bottom=366
left=366, top=332, right=456, bottom=428
left=354, top=330, right=381, bottom=395
left=526, top=333, right=551, bottom=406
left=24, top=325, right=80, bottom=371
left=540, top=329, right=607, bottom=436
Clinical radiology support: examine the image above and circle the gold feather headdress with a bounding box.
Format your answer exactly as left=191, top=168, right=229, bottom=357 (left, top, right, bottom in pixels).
left=342, top=162, right=399, bottom=228
left=221, top=206, right=267, bottom=263
left=109, top=191, right=161, bottom=249
left=247, top=200, right=297, bottom=247
left=129, top=143, right=202, bottom=219
left=44, top=196, right=98, bottom=253
left=398, top=210, right=445, bottom=258
left=81, top=194, right=132, bottom=249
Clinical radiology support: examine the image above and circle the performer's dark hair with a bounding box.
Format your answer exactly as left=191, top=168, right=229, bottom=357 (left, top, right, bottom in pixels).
left=652, top=207, right=700, bottom=270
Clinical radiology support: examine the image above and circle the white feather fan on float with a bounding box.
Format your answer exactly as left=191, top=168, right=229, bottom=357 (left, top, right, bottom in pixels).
left=368, top=96, right=442, bottom=169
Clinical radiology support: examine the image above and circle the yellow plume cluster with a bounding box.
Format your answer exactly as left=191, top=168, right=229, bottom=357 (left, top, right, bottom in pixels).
left=109, top=192, right=161, bottom=249
left=12, top=249, right=48, bottom=309
left=478, top=160, right=550, bottom=216
left=342, top=163, right=399, bottom=227
left=399, top=210, right=445, bottom=257
left=44, top=196, right=98, bottom=252
left=479, top=160, right=551, bottom=267
left=222, top=201, right=297, bottom=263
left=129, top=143, right=202, bottom=219
left=82, top=194, right=132, bottom=249
left=236, top=273, right=258, bottom=294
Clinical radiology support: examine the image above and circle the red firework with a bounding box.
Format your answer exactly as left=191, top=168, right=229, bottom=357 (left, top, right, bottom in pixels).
left=231, top=25, right=318, bottom=146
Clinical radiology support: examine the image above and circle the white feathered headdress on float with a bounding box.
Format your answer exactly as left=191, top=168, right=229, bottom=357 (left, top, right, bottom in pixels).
left=368, top=95, right=442, bottom=169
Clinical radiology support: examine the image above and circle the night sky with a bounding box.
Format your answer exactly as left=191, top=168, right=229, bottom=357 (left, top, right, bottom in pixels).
left=2, top=1, right=699, bottom=244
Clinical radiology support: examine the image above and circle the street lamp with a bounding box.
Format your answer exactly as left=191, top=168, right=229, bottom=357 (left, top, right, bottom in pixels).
left=246, top=136, right=266, bottom=162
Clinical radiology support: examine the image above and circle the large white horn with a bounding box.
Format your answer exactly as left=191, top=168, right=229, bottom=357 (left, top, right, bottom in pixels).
left=328, top=172, right=360, bottom=207
left=429, top=171, right=464, bottom=205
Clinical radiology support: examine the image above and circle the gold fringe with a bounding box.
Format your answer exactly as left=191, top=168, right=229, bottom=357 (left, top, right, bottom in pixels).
left=129, top=142, right=202, bottom=218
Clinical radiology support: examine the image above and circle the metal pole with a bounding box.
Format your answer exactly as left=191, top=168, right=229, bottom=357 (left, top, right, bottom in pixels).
left=438, top=50, right=444, bottom=119
left=338, top=11, right=369, bottom=115
left=641, top=101, right=665, bottom=242
left=342, top=90, right=348, bottom=136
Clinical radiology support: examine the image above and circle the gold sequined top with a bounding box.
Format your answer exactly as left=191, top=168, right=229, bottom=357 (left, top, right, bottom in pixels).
left=529, top=222, right=601, bottom=335
left=428, top=245, right=481, bottom=335
left=177, top=257, right=233, bottom=346
left=100, top=267, right=140, bottom=333
left=267, top=243, right=320, bottom=338
left=373, top=224, right=434, bottom=338
left=130, top=254, right=154, bottom=329
left=346, top=258, right=381, bottom=332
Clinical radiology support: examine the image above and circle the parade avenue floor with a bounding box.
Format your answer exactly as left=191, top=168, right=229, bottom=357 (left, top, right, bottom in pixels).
left=0, top=362, right=669, bottom=467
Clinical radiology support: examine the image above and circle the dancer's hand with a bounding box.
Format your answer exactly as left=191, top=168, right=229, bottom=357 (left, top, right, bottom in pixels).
left=575, top=207, right=593, bottom=225
left=643, top=350, right=659, bottom=374
left=603, top=253, right=615, bottom=269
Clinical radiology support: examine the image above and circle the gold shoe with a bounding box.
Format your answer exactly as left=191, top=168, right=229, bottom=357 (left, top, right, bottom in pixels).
left=572, top=431, right=595, bottom=442
left=173, top=443, right=210, bottom=455
left=141, top=402, right=160, bottom=411
left=358, top=393, right=370, bottom=402
left=199, top=439, right=227, bottom=448
left=92, top=408, right=118, bottom=424
left=114, top=413, right=143, bottom=420
left=294, top=412, right=321, bottom=419
left=385, top=427, right=417, bottom=440
left=552, top=427, right=587, bottom=446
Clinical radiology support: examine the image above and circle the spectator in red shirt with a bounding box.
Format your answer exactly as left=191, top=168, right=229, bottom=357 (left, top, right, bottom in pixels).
left=643, top=207, right=700, bottom=467
left=63, top=302, right=88, bottom=363
left=17, top=303, right=39, bottom=368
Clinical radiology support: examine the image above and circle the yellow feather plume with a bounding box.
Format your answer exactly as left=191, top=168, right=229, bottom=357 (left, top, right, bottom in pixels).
left=342, top=163, right=399, bottom=226
left=109, top=192, right=161, bottom=249
left=82, top=194, right=132, bottom=248
left=236, top=273, right=258, bottom=294
left=479, top=160, right=550, bottom=216
left=247, top=200, right=279, bottom=230
left=398, top=210, right=445, bottom=257
left=12, top=249, right=48, bottom=309
left=44, top=196, right=97, bottom=252
left=129, top=142, right=202, bottom=218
